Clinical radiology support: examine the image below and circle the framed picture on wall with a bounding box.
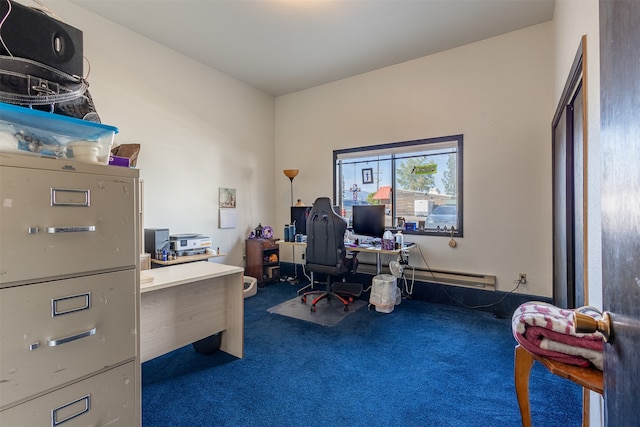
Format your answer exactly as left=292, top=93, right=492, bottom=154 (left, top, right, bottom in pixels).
left=362, top=168, right=373, bottom=184
left=219, top=187, right=236, bottom=208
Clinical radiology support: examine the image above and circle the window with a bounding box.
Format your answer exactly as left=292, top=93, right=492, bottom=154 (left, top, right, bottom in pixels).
left=333, top=134, right=463, bottom=237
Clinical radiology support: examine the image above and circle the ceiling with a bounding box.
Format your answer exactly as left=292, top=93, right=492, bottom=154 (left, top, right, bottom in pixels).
left=70, top=0, right=555, bottom=97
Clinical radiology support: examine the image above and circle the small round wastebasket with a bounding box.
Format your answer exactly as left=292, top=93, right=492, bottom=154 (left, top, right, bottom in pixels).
left=369, top=274, right=398, bottom=313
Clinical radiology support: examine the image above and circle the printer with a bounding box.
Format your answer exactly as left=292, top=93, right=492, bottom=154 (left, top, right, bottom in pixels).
left=170, top=234, right=212, bottom=256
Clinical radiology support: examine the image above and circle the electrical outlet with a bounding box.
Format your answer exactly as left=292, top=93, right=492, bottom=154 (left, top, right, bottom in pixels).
left=518, top=273, right=527, bottom=284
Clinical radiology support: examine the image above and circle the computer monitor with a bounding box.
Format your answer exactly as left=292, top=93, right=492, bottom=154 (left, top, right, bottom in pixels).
left=291, top=204, right=342, bottom=236
left=352, top=205, right=386, bottom=238
left=290, top=206, right=312, bottom=235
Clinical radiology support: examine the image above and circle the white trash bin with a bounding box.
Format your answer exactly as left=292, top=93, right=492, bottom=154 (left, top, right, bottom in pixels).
left=369, top=274, right=399, bottom=313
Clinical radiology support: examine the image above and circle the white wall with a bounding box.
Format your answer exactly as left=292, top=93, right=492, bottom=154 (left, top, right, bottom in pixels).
left=43, top=1, right=276, bottom=267
left=275, top=23, right=555, bottom=297
left=553, top=1, right=603, bottom=425
left=30, top=2, right=561, bottom=298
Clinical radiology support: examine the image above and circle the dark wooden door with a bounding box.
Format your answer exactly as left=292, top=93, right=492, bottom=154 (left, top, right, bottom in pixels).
left=552, top=40, right=585, bottom=309
left=553, top=104, right=571, bottom=307
left=600, top=1, right=640, bottom=424
left=571, top=84, right=585, bottom=307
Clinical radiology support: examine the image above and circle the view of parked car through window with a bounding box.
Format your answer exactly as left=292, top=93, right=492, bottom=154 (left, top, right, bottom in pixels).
left=426, top=205, right=457, bottom=229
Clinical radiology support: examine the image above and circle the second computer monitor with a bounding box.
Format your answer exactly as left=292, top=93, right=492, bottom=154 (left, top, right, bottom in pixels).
left=291, top=204, right=343, bottom=236
left=290, top=206, right=312, bottom=235
left=352, top=204, right=386, bottom=238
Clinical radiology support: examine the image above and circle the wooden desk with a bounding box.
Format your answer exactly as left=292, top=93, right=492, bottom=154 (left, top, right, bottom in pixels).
left=276, top=240, right=416, bottom=275
left=139, top=261, right=244, bottom=362
left=150, top=252, right=226, bottom=266
left=277, top=240, right=416, bottom=275
left=346, top=244, right=416, bottom=274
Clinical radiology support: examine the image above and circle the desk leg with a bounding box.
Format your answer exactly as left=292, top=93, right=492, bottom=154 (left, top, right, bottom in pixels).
left=375, top=253, right=382, bottom=275
left=289, top=244, right=299, bottom=284
left=514, top=344, right=534, bottom=427
left=297, top=271, right=315, bottom=295
left=219, top=272, right=244, bottom=359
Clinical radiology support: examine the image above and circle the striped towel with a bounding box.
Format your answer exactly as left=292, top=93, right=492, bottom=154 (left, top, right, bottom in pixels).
left=512, top=301, right=603, bottom=369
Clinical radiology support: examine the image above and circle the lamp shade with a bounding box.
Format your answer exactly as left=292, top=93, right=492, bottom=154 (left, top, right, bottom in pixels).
left=283, top=169, right=299, bottom=206
left=283, top=169, right=299, bottom=180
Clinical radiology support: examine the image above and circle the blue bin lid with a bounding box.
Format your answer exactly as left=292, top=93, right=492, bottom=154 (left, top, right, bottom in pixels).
left=0, top=102, right=118, bottom=141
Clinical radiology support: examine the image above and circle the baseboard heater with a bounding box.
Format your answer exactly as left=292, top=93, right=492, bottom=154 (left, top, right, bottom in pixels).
left=356, top=263, right=496, bottom=291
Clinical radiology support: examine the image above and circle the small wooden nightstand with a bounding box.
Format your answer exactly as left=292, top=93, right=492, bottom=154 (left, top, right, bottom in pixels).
left=245, top=238, right=280, bottom=286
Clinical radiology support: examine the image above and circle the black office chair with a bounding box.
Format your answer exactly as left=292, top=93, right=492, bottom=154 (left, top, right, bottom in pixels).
left=301, top=197, right=361, bottom=312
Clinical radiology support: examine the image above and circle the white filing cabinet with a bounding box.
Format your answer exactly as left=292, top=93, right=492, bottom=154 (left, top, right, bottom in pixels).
left=0, top=153, right=141, bottom=426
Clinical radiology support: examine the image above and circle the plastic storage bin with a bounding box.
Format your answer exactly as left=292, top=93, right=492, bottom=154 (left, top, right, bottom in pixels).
left=0, top=102, right=117, bottom=164
left=369, top=274, right=399, bottom=313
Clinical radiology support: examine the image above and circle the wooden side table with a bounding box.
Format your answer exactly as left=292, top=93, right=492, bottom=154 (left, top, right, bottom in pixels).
left=245, top=238, right=280, bottom=286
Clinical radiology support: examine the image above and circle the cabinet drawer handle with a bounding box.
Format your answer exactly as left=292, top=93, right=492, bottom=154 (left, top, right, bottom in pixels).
left=52, top=292, right=91, bottom=317
left=51, top=394, right=91, bottom=426
left=46, top=226, right=96, bottom=233
left=50, top=188, right=91, bottom=207
left=47, top=327, right=96, bottom=347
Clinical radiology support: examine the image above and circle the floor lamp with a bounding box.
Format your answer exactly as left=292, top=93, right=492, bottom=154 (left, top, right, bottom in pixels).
left=283, top=169, right=300, bottom=283
left=283, top=169, right=299, bottom=206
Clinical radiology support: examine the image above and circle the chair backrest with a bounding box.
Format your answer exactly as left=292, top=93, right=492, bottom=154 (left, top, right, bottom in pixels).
left=305, top=197, right=346, bottom=268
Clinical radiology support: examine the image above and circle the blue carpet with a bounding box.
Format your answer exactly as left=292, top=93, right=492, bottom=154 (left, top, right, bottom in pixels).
left=142, top=281, right=582, bottom=426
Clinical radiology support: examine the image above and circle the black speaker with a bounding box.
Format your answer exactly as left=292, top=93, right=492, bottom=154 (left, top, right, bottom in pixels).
left=0, top=1, right=83, bottom=76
